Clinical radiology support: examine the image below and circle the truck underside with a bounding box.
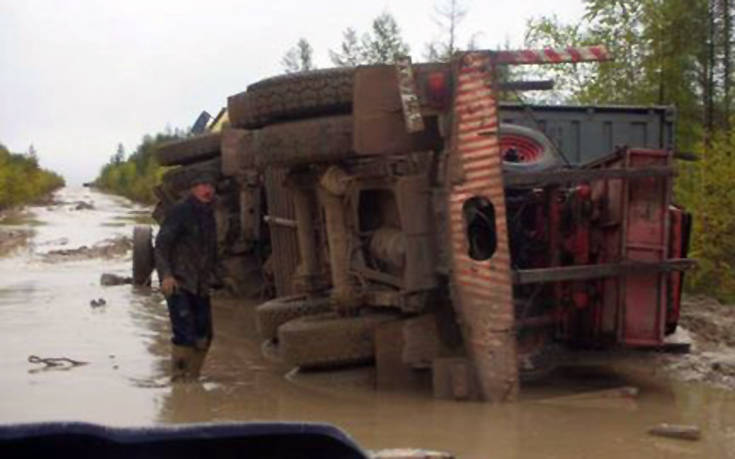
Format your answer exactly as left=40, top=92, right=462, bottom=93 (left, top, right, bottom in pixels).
left=139, top=48, right=693, bottom=402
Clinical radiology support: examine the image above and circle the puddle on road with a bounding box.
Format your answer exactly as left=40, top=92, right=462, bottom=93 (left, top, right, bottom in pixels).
left=1, top=187, right=734, bottom=458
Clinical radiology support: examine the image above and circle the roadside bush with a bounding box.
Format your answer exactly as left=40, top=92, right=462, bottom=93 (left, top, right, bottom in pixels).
left=95, top=132, right=182, bottom=204
left=0, top=143, right=65, bottom=210
left=675, top=130, right=735, bottom=302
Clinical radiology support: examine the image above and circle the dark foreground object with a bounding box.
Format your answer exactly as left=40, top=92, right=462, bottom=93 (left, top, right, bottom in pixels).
left=0, top=422, right=368, bottom=459
left=648, top=423, right=702, bottom=441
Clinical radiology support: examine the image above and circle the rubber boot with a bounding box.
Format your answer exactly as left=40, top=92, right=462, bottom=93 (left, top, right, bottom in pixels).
left=171, top=345, right=196, bottom=382
left=188, top=338, right=210, bottom=378
left=188, top=348, right=208, bottom=378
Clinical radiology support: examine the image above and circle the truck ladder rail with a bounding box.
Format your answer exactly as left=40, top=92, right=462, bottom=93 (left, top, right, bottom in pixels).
left=513, top=259, right=695, bottom=285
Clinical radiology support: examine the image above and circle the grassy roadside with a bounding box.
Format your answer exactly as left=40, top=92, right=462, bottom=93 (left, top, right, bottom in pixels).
left=94, top=132, right=183, bottom=204
left=0, top=143, right=65, bottom=212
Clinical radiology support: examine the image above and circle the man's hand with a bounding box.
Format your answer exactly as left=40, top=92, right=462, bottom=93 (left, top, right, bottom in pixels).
left=161, top=276, right=178, bottom=297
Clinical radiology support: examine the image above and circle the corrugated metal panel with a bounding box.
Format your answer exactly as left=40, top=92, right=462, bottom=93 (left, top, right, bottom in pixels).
left=499, top=104, right=675, bottom=165
left=447, top=53, right=518, bottom=402
left=264, top=168, right=300, bottom=296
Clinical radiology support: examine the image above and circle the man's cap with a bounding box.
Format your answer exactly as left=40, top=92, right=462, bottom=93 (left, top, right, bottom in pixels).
left=189, top=170, right=218, bottom=187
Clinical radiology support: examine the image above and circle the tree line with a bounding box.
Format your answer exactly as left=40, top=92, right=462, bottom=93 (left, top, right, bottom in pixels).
left=95, top=128, right=185, bottom=204
left=281, top=1, right=476, bottom=72
left=0, top=143, right=65, bottom=210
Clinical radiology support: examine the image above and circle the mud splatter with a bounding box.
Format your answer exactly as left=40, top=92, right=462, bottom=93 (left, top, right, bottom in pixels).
left=0, top=228, right=33, bottom=255
left=42, top=236, right=132, bottom=262
left=653, top=296, right=735, bottom=389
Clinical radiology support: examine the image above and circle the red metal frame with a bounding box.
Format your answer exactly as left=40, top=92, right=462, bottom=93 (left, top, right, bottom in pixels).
left=618, top=149, right=672, bottom=346
left=505, top=148, right=690, bottom=348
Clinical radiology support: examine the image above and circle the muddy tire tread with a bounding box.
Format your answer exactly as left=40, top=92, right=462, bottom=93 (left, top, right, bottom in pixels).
left=278, top=312, right=397, bottom=369
left=249, top=118, right=555, bottom=171
left=160, top=158, right=222, bottom=196
left=254, top=115, right=353, bottom=168
left=155, top=132, right=222, bottom=166
left=256, top=294, right=332, bottom=340
left=132, top=225, right=154, bottom=285
left=228, top=68, right=354, bottom=129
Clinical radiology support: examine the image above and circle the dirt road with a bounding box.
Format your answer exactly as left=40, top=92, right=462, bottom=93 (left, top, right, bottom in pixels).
left=1, top=187, right=735, bottom=458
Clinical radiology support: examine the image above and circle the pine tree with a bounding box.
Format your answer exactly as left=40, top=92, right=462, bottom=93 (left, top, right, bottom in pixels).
left=361, top=13, right=410, bottom=64
left=113, top=143, right=125, bottom=164
left=281, top=38, right=315, bottom=74
left=424, top=0, right=471, bottom=62
left=329, top=28, right=365, bottom=66
left=27, top=144, right=38, bottom=167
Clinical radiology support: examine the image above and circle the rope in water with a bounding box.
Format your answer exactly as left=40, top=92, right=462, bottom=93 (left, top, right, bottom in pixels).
left=28, top=355, right=89, bottom=367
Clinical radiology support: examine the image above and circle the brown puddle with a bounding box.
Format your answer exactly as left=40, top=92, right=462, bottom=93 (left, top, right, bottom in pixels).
left=1, top=187, right=734, bottom=458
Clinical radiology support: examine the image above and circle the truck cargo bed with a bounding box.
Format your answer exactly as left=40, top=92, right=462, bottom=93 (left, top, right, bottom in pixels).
left=499, top=104, right=675, bottom=165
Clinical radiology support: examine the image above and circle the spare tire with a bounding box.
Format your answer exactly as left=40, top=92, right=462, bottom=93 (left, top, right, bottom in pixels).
left=499, top=123, right=562, bottom=173
left=254, top=115, right=353, bottom=168
left=278, top=311, right=398, bottom=369
left=156, top=132, right=222, bottom=166
left=132, top=225, right=154, bottom=286
left=228, top=68, right=354, bottom=129
left=256, top=294, right=332, bottom=340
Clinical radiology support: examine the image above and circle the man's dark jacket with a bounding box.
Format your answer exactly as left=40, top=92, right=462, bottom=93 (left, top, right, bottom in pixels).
left=155, top=196, right=218, bottom=296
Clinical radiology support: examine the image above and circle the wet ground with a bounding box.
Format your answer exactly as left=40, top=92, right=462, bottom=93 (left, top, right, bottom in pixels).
left=1, top=187, right=735, bottom=458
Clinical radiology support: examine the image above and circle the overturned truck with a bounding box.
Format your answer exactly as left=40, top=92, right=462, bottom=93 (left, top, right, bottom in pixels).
left=138, top=47, right=693, bottom=402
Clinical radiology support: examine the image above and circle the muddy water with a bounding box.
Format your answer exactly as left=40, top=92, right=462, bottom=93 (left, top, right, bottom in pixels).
left=1, top=187, right=735, bottom=458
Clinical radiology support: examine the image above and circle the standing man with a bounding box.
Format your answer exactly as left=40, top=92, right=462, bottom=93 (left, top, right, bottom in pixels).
left=155, top=171, right=220, bottom=380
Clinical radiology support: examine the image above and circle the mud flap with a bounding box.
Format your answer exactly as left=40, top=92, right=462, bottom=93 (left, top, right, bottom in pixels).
left=446, top=53, right=519, bottom=402
left=352, top=65, right=443, bottom=157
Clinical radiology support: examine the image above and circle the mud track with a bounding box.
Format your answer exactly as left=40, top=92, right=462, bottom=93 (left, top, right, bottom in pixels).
left=42, top=236, right=132, bottom=262
left=658, top=296, right=735, bottom=388
left=0, top=227, right=33, bottom=256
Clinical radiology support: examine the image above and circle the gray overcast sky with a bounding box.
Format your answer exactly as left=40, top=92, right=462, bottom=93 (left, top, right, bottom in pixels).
left=0, top=0, right=586, bottom=185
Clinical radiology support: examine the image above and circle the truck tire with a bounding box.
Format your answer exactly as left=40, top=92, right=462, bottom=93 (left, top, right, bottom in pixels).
left=254, top=115, right=353, bottom=168
left=160, top=158, right=222, bottom=196
left=251, top=118, right=555, bottom=171
left=155, top=132, right=222, bottom=166
left=256, top=294, right=332, bottom=340
left=278, top=311, right=398, bottom=369
left=228, top=68, right=354, bottom=129
left=132, top=225, right=154, bottom=286
left=499, top=123, right=563, bottom=173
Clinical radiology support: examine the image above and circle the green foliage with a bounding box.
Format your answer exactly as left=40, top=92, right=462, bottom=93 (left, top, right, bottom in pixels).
left=0, top=143, right=65, bottom=210
left=329, top=28, right=364, bottom=67
left=363, top=12, right=410, bottom=64
left=423, top=0, right=477, bottom=62
left=282, top=38, right=315, bottom=74
left=328, top=12, right=410, bottom=66
left=525, top=0, right=706, bottom=149
left=94, top=131, right=182, bottom=204
left=524, top=0, right=735, bottom=299
left=676, top=131, right=735, bottom=301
